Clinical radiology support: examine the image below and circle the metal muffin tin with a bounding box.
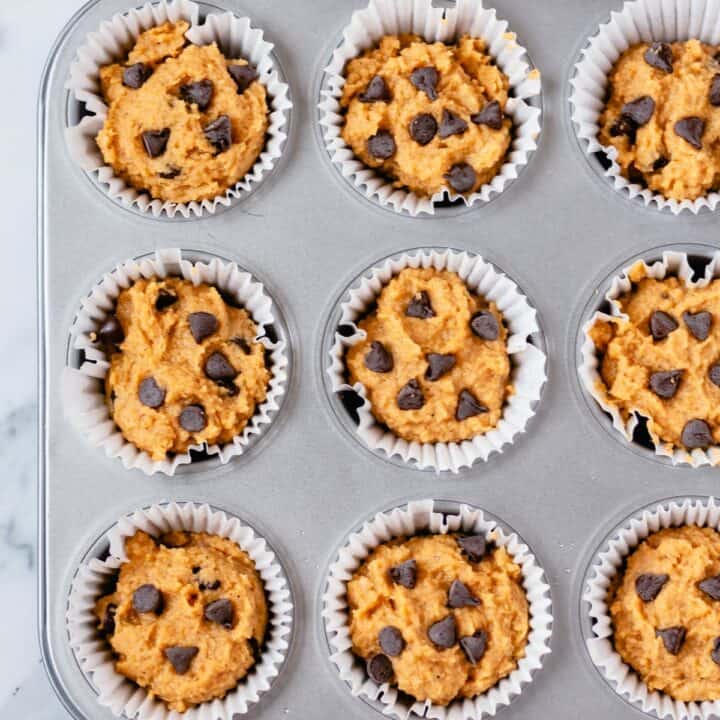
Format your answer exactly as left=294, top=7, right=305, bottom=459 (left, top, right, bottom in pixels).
left=37, top=1, right=720, bottom=719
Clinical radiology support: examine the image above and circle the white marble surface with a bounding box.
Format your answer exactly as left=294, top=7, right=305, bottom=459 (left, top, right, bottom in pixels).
left=0, top=0, right=84, bottom=716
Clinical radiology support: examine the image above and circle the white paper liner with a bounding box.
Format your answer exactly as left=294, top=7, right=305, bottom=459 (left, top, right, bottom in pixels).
left=318, top=0, right=542, bottom=217
left=67, top=501, right=293, bottom=719
left=578, top=249, right=720, bottom=468
left=327, top=249, right=547, bottom=473
left=322, top=498, right=553, bottom=720
left=65, top=0, right=292, bottom=219
left=569, top=0, right=720, bottom=215
left=583, top=496, right=720, bottom=719
left=62, top=248, right=289, bottom=476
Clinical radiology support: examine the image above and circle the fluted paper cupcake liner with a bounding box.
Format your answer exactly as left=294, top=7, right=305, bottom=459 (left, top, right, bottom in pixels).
left=65, top=0, right=292, bottom=219
left=584, top=496, right=720, bottom=719
left=569, top=0, right=720, bottom=214
left=67, top=501, right=293, bottom=719
left=327, top=248, right=547, bottom=473
left=322, top=498, right=553, bottom=720
left=62, top=248, right=289, bottom=476
left=318, top=0, right=542, bottom=217
left=578, top=249, right=720, bottom=467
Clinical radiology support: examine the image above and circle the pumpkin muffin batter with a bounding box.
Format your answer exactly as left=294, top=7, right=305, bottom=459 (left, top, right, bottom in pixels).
left=340, top=35, right=512, bottom=197
left=599, top=39, right=720, bottom=201
left=100, top=277, right=270, bottom=460
left=346, top=267, right=512, bottom=444
left=588, top=264, right=720, bottom=452
left=610, top=526, right=720, bottom=701
left=348, top=533, right=529, bottom=705
left=97, top=21, right=268, bottom=203
left=95, top=530, right=267, bottom=712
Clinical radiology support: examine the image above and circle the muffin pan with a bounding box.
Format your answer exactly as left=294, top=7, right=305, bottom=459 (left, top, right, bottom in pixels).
left=37, top=0, right=720, bottom=719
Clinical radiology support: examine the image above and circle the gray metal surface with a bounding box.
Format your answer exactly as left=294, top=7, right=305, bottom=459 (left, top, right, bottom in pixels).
left=37, top=1, right=720, bottom=719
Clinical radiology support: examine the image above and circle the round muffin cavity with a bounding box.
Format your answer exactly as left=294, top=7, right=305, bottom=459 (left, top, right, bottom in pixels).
left=97, top=21, right=268, bottom=203
left=100, top=277, right=270, bottom=460
left=347, top=533, right=528, bottom=706
left=340, top=34, right=512, bottom=197
left=599, top=39, right=720, bottom=201
left=346, top=267, right=511, bottom=444
left=95, top=530, right=267, bottom=712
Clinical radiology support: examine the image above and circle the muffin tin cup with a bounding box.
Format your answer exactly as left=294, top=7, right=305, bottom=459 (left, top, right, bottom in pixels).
left=65, top=0, right=292, bottom=220
left=569, top=0, right=720, bottom=215
left=321, top=497, right=553, bottom=720
left=578, top=247, right=720, bottom=468
left=66, top=501, right=294, bottom=719
left=62, top=247, right=290, bottom=476
left=325, top=247, right=547, bottom=473
left=317, top=0, right=542, bottom=218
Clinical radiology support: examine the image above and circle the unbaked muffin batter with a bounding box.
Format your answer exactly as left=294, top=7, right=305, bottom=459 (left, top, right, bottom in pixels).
left=95, top=531, right=267, bottom=712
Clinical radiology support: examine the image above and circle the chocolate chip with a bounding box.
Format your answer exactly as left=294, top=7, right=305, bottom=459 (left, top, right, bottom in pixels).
left=406, top=290, right=435, bottom=318
left=142, top=128, right=170, bottom=158
left=122, top=63, right=152, bottom=89
left=366, top=653, right=393, bottom=684
left=188, top=312, right=218, bottom=343
left=620, top=96, right=655, bottom=126
left=425, top=353, right=455, bottom=381
left=97, top=316, right=124, bottom=346
left=204, top=352, right=237, bottom=381
left=192, top=566, right=201, bottom=574
left=471, top=311, right=499, bottom=340
left=164, top=646, right=199, bottom=674
left=713, top=638, right=720, bottom=665
left=460, top=630, right=488, bottom=665
left=644, top=42, right=673, bottom=73
left=655, top=627, right=685, bottom=655
left=359, top=75, right=391, bottom=103
left=397, top=379, right=424, bottom=410
left=438, top=109, right=468, bottom=138
left=456, top=389, right=488, bottom=421
left=683, top=310, right=712, bottom=340
left=155, top=289, right=177, bottom=310
left=610, top=115, right=638, bottom=141
left=699, top=574, right=720, bottom=600
left=204, top=115, right=232, bottom=152
left=457, top=535, right=487, bottom=563
left=409, top=113, right=438, bottom=146
left=471, top=100, right=503, bottom=130
left=180, top=79, right=214, bottom=111
left=204, top=598, right=234, bottom=629
left=444, top=162, right=476, bottom=193
left=180, top=405, right=207, bottom=433
left=448, top=579, right=480, bottom=609
left=100, top=603, right=117, bottom=635
left=364, top=341, right=393, bottom=373
left=711, top=74, right=720, bottom=106
left=648, top=370, right=682, bottom=399
left=132, top=584, right=163, bottom=614
left=378, top=626, right=405, bottom=656
left=389, top=559, right=417, bottom=589
left=681, top=418, right=713, bottom=449
left=138, top=377, right=166, bottom=408
left=410, top=66, right=439, bottom=100
left=653, top=156, right=669, bottom=171
left=228, top=64, right=258, bottom=94
left=366, top=130, right=396, bottom=160
left=635, top=573, right=669, bottom=602
left=649, top=310, right=678, bottom=340
left=158, top=165, right=181, bottom=179
left=710, top=363, right=720, bottom=387
left=428, top=615, right=457, bottom=649
left=674, top=117, right=705, bottom=149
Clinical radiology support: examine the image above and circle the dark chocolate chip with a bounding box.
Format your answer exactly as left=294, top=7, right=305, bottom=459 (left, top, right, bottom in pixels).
left=711, top=74, right=720, bottom=106
left=132, top=584, right=163, bottom=614
left=397, top=379, right=424, bottom=410
left=164, top=646, right=199, bottom=674
left=204, top=115, right=232, bottom=152
left=204, top=352, right=237, bottom=381
left=389, top=559, right=417, bottom=589
left=648, top=370, right=682, bottom=399
left=428, top=615, right=457, bottom=649
left=359, top=75, right=391, bottom=103
left=635, top=573, right=669, bottom=602
left=644, top=42, right=673, bottom=73
left=457, top=535, right=487, bottom=563
left=366, top=653, right=393, bottom=684
left=97, top=316, right=124, bottom=346
left=674, top=117, right=705, bottom=149
left=653, top=156, right=669, bottom=171
left=425, top=353, right=455, bottom=381
left=610, top=114, right=638, bottom=141
left=138, top=377, right=166, bottom=408
left=188, top=312, right=218, bottom=343
left=180, top=404, right=207, bottom=433
left=406, top=290, right=435, bottom=318
left=364, top=341, right=394, bottom=373
left=228, top=64, right=258, bottom=94
left=699, top=574, right=720, bottom=600
left=649, top=310, right=678, bottom=340
left=122, top=62, right=153, bottom=89
left=444, top=162, right=476, bottom=193
left=438, top=109, right=468, bottom=138
left=683, top=310, right=712, bottom=341
left=180, top=79, right=214, bottom=111
left=204, top=598, right=234, bottom=629
left=460, top=630, right=488, bottom=665
left=155, top=289, right=178, bottom=310
left=456, top=389, right=488, bottom=421
left=366, top=130, right=396, bottom=160
left=409, top=113, right=438, bottom=146
left=410, top=66, right=439, bottom=100
left=448, top=579, right=480, bottom=609
left=158, top=165, right=181, bottom=179
left=471, top=100, right=503, bottom=130
left=710, top=362, right=720, bottom=387
left=378, top=626, right=405, bottom=656
left=713, top=637, right=720, bottom=665
left=655, top=626, right=686, bottom=655
left=681, top=418, right=713, bottom=449
left=192, top=566, right=201, bottom=574
left=470, top=311, right=499, bottom=340
left=142, top=128, right=170, bottom=158
left=100, top=603, right=117, bottom=635
left=621, top=96, right=655, bottom=126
